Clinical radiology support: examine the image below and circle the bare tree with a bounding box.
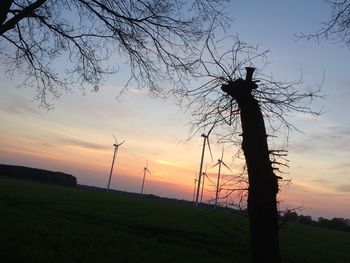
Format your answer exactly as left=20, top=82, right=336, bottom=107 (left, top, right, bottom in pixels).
left=0, top=0, right=227, bottom=108
left=176, top=36, right=321, bottom=263
left=300, top=0, right=350, bottom=47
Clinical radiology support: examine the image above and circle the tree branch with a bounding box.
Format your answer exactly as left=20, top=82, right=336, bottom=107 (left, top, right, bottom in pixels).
left=0, top=0, right=47, bottom=36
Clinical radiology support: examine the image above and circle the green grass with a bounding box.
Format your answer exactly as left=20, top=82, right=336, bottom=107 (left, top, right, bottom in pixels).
left=280, top=223, right=350, bottom=262
left=0, top=176, right=349, bottom=263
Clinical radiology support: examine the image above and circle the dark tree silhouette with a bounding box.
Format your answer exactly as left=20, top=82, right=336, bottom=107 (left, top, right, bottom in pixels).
left=300, top=0, right=350, bottom=47
left=0, top=0, right=226, bottom=108
left=221, top=67, right=282, bottom=262
left=177, top=36, right=321, bottom=263
left=0, top=164, right=77, bottom=186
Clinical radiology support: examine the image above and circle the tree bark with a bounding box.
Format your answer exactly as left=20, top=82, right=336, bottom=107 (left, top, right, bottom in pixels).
left=240, top=96, right=280, bottom=263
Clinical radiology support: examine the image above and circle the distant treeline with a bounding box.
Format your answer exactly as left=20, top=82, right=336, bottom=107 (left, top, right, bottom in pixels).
left=0, top=164, right=77, bottom=187
left=281, top=210, right=350, bottom=232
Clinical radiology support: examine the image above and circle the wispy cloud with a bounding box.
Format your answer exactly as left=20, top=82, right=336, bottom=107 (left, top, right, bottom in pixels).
left=290, top=122, right=350, bottom=156
left=155, top=159, right=191, bottom=170
left=311, top=178, right=332, bottom=185
left=0, top=95, right=43, bottom=116
left=59, top=138, right=109, bottom=151
left=336, top=184, right=350, bottom=193
left=309, top=178, right=350, bottom=193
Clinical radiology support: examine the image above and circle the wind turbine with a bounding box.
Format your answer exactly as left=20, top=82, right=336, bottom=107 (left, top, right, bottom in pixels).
left=106, top=135, right=125, bottom=192
left=192, top=176, right=198, bottom=202
left=195, top=124, right=215, bottom=206
left=141, top=160, right=151, bottom=195
left=212, top=146, right=231, bottom=209
left=200, top=164, right=208, bottom=203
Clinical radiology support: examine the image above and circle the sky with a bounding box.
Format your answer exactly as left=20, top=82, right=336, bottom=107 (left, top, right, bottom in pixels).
left=1, top=0, right=350, bottom=219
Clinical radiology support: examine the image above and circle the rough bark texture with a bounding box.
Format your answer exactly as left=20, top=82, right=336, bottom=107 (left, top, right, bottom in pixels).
left=222, top=68, right=281, bottom=263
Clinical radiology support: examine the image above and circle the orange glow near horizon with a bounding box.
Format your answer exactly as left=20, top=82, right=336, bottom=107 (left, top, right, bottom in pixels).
left=2, top=124, right=349, bottom=220
left=0, top=125, right=236, bottom=204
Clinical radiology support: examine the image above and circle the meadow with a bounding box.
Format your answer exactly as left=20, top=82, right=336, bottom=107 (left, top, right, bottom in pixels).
left=0, top=176, right=349, bottom=263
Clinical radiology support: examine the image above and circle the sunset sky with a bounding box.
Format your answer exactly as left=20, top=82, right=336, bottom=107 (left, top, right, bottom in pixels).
left=1, top=1, right=349, bottom=219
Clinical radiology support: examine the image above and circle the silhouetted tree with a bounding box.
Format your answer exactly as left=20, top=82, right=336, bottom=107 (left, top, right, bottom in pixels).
left=298, top=214, right=313, bottom=225
left=318, top=217, right=331, bottom=228
left=300, top=0, right=350, bottom=47
left=0, top=164, right=77, bottom=186
left=177, top=36, right=321, bottom=263
left=318, top=217, right=350, bottom=231
left=329, top=217, right=348, bottom=231
left=0, top=0, right=227, bottom=108
left=283, top=211, right=298, bottom=223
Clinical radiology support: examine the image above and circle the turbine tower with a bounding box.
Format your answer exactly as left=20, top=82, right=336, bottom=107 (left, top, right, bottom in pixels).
left=192, top=176, right=198, bottom=202
left=200, top=164, right=208, bottom=203
left=212, top=147, right=231, bottom=209
left=106, top=135, right=125, bottom=192
left=141, top=160, right=151, bottom=195
left=195, top=124, right=214, bottom=206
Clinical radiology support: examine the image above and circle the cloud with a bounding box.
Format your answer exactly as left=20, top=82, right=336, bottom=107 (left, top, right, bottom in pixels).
left=0, top=95, right=43, bottom=116
left=290, top=122, right=350, bottom=156
left=311, top=178, right=332, bottom=185
left=59, top=138, right=109, bottom=151
left=336, top=184, right=350, bottom=193
left=289, top=141, right=316, bottom=154
left=154, top=159, right=192, bottom=170
left=303, top=179, right=350, bottom=194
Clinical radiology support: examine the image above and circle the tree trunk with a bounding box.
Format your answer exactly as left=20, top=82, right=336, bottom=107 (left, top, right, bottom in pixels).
left=222, top=68, right=281, bottom=263
left=240, top=96, right=280, bottom=263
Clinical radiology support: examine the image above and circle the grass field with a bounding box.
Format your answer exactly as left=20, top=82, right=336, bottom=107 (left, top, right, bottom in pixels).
left=0, top=176, right=349, bottom=263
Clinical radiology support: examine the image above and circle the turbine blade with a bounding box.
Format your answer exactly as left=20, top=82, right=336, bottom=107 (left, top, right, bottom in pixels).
left=207, top=123, right=215, bottom=136
left=146, top=168, right=151, bottom=175
left=221, top=146, right=224, bottom=161
left=206, top=138, right=214, bottom=162
left=221, top=161, right=232, bottom=172
left=118, top=139, right=126, bottom=146
left=112, top=135, right=118, bottom=144
left=211, top=162, right=220, bottom=169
